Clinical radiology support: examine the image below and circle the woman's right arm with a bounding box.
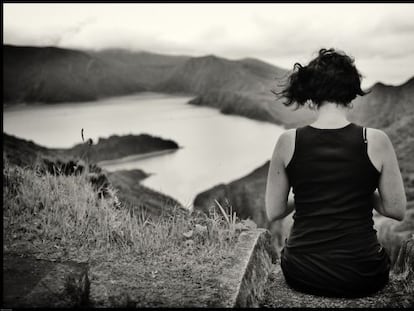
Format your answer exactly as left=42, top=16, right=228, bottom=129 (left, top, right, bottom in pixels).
left=368, top=129, right=407, bottom=221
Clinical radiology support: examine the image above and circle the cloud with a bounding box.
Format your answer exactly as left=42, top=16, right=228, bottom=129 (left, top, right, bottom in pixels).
left=53, top=18, right=97, bottom=46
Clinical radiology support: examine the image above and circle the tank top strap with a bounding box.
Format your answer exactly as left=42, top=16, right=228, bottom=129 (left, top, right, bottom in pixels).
left=363, top=126, right=368, bottom=144
left=354, top=124, right=369, bottom=156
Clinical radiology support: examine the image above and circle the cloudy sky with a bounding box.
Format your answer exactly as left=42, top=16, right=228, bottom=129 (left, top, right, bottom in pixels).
left=4, top=3, right=414, bottom=88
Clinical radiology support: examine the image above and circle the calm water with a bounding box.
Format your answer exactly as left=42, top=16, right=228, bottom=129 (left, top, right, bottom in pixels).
left=4, top=93, right=284, bottom=207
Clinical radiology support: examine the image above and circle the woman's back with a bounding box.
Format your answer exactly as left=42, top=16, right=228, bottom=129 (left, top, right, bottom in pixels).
left=286, top=123, right=380, bottom=253
left=280, top=123, right=392, bottom=297
left=280, top=123, right=390, bottom=297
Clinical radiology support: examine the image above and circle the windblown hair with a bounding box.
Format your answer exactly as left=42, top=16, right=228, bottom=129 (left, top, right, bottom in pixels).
left=276, top=48, right=367, bottom=108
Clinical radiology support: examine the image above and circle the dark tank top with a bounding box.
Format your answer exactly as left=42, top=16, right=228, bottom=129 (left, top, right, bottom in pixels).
left=281, top=122, right=390, bottom=297
left=286, top=123, right=380, bottom=252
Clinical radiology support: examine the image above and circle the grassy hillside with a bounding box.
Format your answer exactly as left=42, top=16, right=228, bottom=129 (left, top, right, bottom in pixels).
left=3, top=160, right=243, bottom=280
left=3, top=132, right=183, bottom=217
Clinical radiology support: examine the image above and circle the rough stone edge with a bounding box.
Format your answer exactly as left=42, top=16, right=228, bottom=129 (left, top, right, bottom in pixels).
left=393, top=235, right=414, bottom=281
left=19, top=261, right=89, bottom=308
left=218, top=228, right=276, bottom=308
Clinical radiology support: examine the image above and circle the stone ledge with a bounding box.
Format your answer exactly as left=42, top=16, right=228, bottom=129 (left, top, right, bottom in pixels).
left=87, top=228, right=277, bottom=308
left=218, top=228, right=277, bottom=307
left=2, top=253, right=89, bottom=308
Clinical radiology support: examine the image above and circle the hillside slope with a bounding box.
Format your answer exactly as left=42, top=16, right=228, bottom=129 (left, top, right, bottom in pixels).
left=3, top=45, right=148, bottom=103
left=167, top=55, right=314, bottom=126
left=350, top=77, right=414, bottom=128
left=3, top=45, right=190, bottom=104
left=91, top=49, right=189, bottom=89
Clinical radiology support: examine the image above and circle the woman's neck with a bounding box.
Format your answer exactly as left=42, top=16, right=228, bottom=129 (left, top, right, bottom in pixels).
left=311, top=101, right=350, bottom=128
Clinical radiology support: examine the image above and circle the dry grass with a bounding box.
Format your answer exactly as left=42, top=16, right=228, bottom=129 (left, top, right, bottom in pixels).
left=3, top=159, right=246, bottom=263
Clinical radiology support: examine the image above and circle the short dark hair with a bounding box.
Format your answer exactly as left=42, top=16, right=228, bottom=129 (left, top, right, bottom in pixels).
left=276, top=48, right=367, bottom=108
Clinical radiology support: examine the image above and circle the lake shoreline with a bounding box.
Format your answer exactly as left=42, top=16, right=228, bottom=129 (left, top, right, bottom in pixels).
left=98, top=147, right=182, bottom=169
left=3, top=91, right=195, bottom=112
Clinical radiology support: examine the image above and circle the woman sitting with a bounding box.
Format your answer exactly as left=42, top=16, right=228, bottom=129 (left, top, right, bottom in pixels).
left=265, top=48, right=407, bottom=298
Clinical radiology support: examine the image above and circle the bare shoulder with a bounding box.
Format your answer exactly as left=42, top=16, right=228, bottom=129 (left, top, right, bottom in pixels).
left=276, top=129, right=295, bottom=150
left=274, top=129, right=296, bottom=166
left=366, top=128, right=393, bottom=151
left=366, top=128, right=395, bottom=172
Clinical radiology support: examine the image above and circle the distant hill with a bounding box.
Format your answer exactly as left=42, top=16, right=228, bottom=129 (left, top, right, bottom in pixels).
left=156, top=54, right=314, bottom=126
left=91, top=49, right=189, bottom=90
left=3, top=45, right=189, bottom=104
left=3, top=45, right=148, bottom=103
left=154, top=55, right=286, bottom=94
left=67, top=134, right=179, bottom=163
left=349, top=77, right=414, bottom=128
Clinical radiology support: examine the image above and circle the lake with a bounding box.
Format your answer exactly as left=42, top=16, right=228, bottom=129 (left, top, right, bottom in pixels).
left=3, top=93, right=285, bottom=208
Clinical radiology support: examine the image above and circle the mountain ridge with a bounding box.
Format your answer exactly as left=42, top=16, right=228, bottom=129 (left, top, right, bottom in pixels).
left=5, top=44, right=412, bottom=130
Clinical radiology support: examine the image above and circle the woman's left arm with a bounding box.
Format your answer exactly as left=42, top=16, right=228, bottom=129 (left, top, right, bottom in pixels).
left=265, top=130, right=295, bottom=222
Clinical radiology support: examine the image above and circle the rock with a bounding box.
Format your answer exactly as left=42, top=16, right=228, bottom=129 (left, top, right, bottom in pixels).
left=218, top=229, right=277, bottom=308
left=107, top=169, right=187, bottom=217
left=3, top=254, right=88, bottom=308
left=88, top=229, right=277, bottom=308
left=393, top=236, right=414, bottom=281
left=193, top=162, right=270, bottom=229
left=233, top=229, right=278, bottom=307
